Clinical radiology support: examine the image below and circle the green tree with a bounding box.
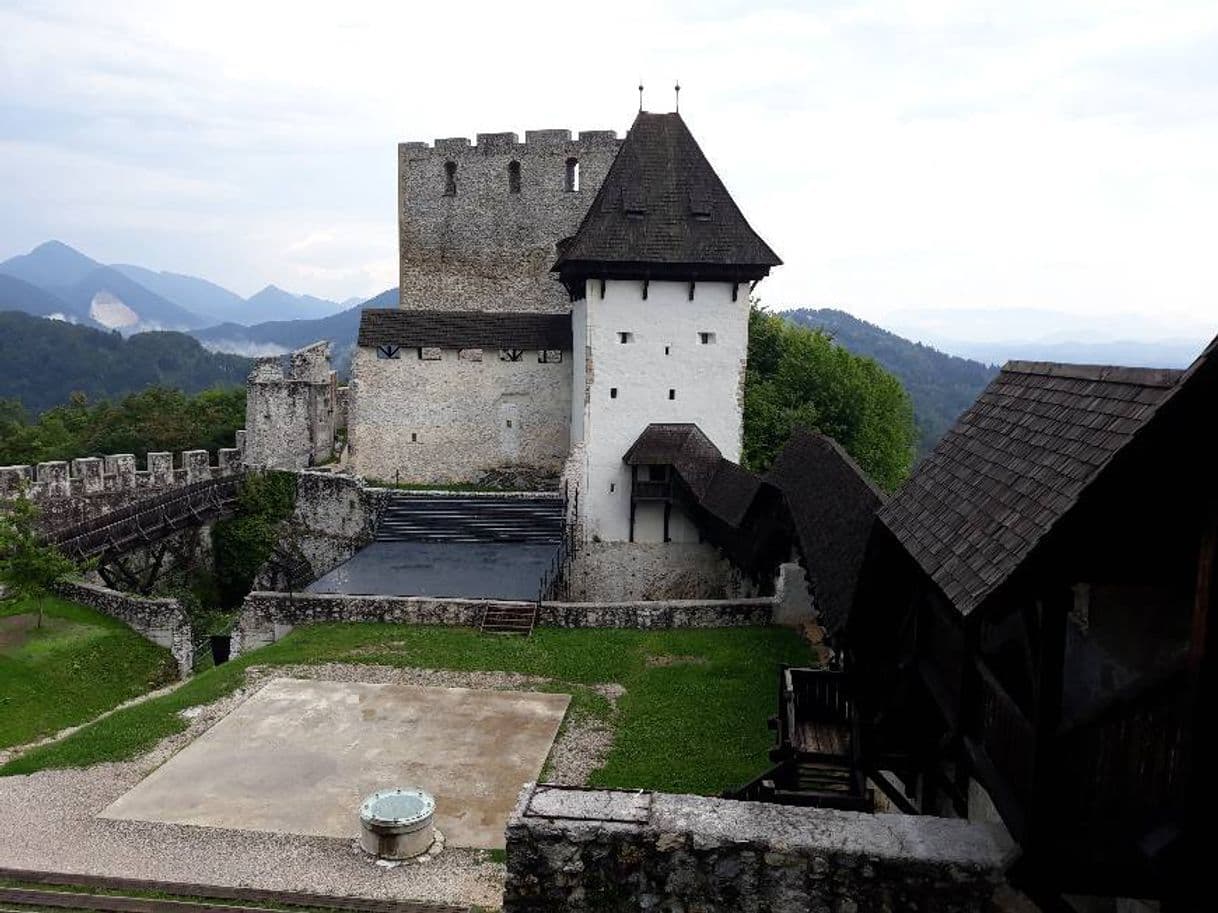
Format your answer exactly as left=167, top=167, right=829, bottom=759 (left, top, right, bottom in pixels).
left=0, top=386, right=246, bottom=466
left=211, top=472, right=298, bottom=608
left=0, top=495, right=79, bottom=629
left=742, top=305, right=916, bottom=490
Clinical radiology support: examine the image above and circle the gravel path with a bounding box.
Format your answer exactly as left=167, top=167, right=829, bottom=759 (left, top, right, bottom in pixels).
left=0, top=664, right=624, bottom=911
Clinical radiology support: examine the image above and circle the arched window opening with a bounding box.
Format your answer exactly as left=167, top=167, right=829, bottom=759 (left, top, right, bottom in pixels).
left=565, top=157, right=580, bottom=192
left=444, top=160, right=457, bottom=196
left=508, top=160, right=521, bottom=194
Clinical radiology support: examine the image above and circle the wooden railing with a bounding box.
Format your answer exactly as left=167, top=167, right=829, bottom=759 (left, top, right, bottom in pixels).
left=51, top=476, right=243, bottom=559
left=974, top=658, right=1036, bottom=805
left=631, top=479, right=673, bottom=500
left=1053, top=662, right=1192, bottom=822
left=788, top=666, right=852, bottom=727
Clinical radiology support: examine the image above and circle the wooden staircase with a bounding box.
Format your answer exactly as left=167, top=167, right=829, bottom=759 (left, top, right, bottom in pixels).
left=725, top=666, right=874, bottom=812
left=479, top=603, right=537, bottom=636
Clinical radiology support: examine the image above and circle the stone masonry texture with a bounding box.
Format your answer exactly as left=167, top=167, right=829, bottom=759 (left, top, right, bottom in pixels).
left=504, top=785, right=1016, bottom=913
left=0, top=438, right=244, bottom=536
left=245, top=341, right=338, bottom=470
left=348, top=344, right=572, bottom=484
left=230, top=591, right=774, bottom=657
left=55, top=579, right=193, bottom=677
left=398, top=130, right=620, bottom=313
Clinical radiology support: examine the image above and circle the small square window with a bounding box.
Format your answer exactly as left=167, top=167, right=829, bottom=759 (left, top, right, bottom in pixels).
left=668, top=389, right=676, bottom=400
left=376, top=344, right=401, bottom=360
left=610, top=387, right=618, bottom=399
left=499, top=348, right=524, bottom=362
left=618, top=332, right=634, bottom=344
left=538, top=349, right=563, bottom=363
left=699, top=332, right=716, bottom=345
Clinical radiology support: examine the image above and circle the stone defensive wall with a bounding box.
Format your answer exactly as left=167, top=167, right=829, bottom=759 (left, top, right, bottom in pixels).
left=55, top=579, right=193, bottom=677
left=229, top=591, right=775, bottom=658
left=0, top=433, right=246, bottom=534
left=504, top=784, right=1016, bottom=913
left=398, top=127, right=621, bottom=314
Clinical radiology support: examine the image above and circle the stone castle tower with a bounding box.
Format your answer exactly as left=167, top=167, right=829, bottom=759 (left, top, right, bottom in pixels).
left=397, top=130, right=620, bottom=313
left=350, top=111, right=780, bottom=512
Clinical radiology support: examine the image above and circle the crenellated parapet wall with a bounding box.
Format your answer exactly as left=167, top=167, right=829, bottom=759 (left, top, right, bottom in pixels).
left=0, top=432, right=246, bottom=534
left=398, top=126, right=622, bottom=313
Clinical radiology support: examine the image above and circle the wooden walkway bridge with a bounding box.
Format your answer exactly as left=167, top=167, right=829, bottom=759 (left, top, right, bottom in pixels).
left=49, top=475, right=244, bottom=561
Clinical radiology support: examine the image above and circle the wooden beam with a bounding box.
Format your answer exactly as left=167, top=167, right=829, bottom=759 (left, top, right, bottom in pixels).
left=1029, top=588, right=1068, bottom=844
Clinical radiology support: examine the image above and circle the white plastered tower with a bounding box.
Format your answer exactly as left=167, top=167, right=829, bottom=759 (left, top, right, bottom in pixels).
left=555, top=111, right=781, bottom=544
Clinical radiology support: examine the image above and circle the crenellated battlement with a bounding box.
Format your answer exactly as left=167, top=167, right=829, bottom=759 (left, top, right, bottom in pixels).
left=0, top=431, right=247, bottom=505
left=398, top=128, right=620, bottom=160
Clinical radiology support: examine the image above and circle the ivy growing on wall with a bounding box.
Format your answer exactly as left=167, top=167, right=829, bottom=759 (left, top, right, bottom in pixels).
left=211, top=471, right=298, bottom=608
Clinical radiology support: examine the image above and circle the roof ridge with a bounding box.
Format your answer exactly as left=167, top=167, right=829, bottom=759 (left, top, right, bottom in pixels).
left=1001, top=360, right=1184, bottom=387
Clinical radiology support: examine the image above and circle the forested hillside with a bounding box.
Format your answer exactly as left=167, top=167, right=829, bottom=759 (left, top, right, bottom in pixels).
left=0, top=311, right=250, bottom=415
left=781, top=308, right=997, bottom=453
left=745, top=308, right=916, bottom=490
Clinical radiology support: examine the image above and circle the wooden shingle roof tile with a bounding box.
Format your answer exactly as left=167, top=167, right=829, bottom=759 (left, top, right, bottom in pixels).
left=879, top=358, right=1194, bottom=615
left=553, top=112, right=780, bottom=281
left=357, top=309, right=571, bottom=350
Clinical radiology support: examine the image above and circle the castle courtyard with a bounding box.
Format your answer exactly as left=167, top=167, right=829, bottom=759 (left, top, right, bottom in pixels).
left=101, top=677, right=569, bottom=849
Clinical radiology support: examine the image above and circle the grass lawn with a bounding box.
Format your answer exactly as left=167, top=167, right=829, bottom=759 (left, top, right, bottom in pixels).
left=1, top=623, right=810, bottom=795
left=0, top=597, right=179, bottom=751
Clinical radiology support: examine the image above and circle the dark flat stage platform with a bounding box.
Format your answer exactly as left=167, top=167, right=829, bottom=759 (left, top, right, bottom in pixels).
left=305, top=541, right=557, bottom=599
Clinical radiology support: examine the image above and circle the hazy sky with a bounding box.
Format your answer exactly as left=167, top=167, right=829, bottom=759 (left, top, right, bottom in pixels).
left=2, top=0, right=1216, bottom=339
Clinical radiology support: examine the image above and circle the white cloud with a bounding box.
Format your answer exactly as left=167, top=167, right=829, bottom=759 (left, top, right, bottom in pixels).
left=0, top=0, right=1216, bottom=339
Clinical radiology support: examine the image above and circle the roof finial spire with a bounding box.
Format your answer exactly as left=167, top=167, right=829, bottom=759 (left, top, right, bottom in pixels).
left=674, top=80, right=681, bottom=113
left=638, top=82, right=644, bottom=112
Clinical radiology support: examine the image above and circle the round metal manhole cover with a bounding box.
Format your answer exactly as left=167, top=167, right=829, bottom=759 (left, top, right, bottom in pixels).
left=360, top=788, right=435, bottom=830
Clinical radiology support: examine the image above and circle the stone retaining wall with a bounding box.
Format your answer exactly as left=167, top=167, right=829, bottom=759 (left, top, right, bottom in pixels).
left=254, top=471, right=386, bottom=590
left=55, top=580, right=193, bottom=677
left=230, top=591, right=774, bottom=657
left=504, top=785, right=1016, bottom=913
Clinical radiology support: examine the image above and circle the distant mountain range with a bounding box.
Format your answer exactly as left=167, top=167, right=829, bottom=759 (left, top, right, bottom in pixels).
left=190, top=288, right=398, bottom=371
left=882, top=306, right=1213, bottom=370
left=2, top=239, right=1206, bottom=452
left=0, top=311, right=251, bottom=415
left=781, top=309, right=999, bottom=454
left=0, top=241, right=351, bottom=334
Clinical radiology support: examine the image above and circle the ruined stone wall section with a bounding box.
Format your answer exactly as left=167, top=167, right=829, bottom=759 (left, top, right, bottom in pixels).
left=504, top=785, right=1015, bottom=913
left=245, top=341, right=338, bottom=470
left=0, top=436, right=245, bottom=533
left=348, top=345, right=572, bottom=484
left=230, top=591, right=774, bottom=657
left=254, top=471, right=385, bottom=591
left=398, top=129, right=621, bottom=313
left=55, top=579, right=193, bottom=677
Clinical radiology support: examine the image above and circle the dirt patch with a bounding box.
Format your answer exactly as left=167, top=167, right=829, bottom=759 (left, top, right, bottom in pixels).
left=0, top=614, right=39, bottom=651
left=645, top=654, right=710, bottom=668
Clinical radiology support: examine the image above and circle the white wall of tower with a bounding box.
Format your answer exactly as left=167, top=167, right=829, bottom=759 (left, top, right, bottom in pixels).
left=574, top=278, right=749, bottom=543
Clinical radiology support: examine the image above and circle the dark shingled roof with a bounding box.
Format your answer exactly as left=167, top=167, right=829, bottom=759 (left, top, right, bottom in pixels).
left=357, top=309, right=571, bottom=350
left=623, top=424, right=761, bottom=528
left=625, top=424, right=884, bottom=632
left=766, top=430, right=886, bottom=634
left=879, top=359, right=1191, bottom=616
left=554, top=112, right=780, bottom=280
